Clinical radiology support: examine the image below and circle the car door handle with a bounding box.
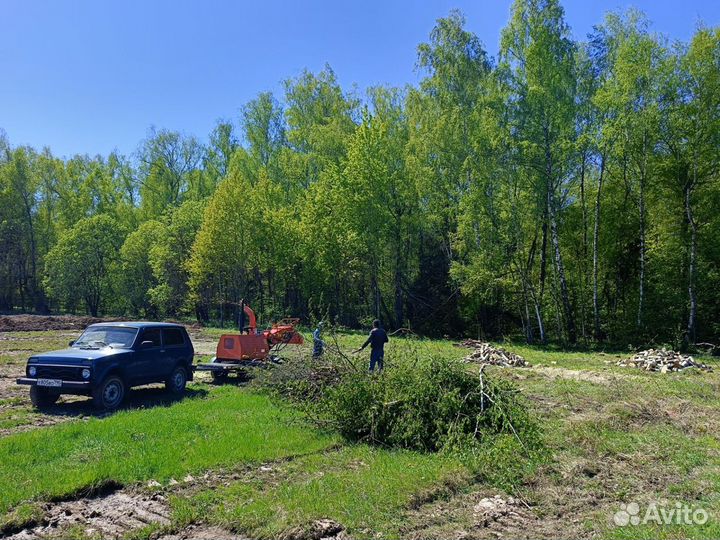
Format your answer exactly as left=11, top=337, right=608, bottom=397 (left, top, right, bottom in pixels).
left=160, top=349, right=165, bottom=353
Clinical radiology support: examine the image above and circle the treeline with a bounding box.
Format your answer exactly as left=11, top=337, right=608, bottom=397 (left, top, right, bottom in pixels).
left=1, top=1, right=719, bottom=347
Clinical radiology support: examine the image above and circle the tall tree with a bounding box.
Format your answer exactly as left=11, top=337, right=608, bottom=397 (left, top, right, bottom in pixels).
left=137, top=128, right=204, bottom=217
left=202, top=120, right=239, bottom=194
left=44, top=215, right=123, bottom=316
left=499, top=0, right=578, bottom=343
left=658, top=28, right=720, bottom=345
left=407, top=10, right=491, bottom=335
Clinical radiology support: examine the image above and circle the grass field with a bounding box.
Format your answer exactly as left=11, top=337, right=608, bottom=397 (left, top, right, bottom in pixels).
left=0, top=326, right=718, bottom=539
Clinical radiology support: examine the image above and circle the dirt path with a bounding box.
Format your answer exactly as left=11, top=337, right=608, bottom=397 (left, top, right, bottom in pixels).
left=530, top=365, right=623, bottom=385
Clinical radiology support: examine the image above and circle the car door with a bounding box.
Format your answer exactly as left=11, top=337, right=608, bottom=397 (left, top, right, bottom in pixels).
left=161, top=327, right=187, bottom=376
left=131, top=327, right=165, bottom=384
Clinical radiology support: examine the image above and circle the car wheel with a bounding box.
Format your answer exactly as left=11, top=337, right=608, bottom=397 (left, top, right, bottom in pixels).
left=30, top=386, right=60, bottom=408
left=166, top=366, right=187, bottom=395
left=92, top=376, right=125, bottom=410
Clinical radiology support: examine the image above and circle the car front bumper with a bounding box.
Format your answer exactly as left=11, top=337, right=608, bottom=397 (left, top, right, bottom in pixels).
left=16, top=378, right=91, bottom=393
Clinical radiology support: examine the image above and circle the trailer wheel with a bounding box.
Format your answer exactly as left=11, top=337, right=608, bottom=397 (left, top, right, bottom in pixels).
left=211, top=370, right=228, bottom=383
left=30, top=386, right=60, bottom=408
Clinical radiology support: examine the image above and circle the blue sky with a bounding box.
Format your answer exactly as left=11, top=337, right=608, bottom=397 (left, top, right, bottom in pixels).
left=1, top=0, right=718, bottom=158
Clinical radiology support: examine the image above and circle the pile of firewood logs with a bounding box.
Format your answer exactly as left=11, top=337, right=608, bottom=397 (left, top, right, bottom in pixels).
left=617, top=348, right=713, bottom=373
left=455, top=340, right=529, bottom=367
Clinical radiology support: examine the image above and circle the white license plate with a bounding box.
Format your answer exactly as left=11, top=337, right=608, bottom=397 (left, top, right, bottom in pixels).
left=37, top=378, right=62, bottom=387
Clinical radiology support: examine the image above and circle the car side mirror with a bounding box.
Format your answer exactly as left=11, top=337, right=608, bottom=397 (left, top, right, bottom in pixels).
left=68, top=340, right=75, bottom=347
left=140, top=340, right=154, bottom=349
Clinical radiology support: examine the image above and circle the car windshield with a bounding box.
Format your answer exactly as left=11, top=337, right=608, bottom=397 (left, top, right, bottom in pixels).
left=73, top=326, right=138, bottom=349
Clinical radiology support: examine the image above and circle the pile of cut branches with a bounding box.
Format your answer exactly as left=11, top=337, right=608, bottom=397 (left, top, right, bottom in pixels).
left=261, top=348, right=541, bottom=455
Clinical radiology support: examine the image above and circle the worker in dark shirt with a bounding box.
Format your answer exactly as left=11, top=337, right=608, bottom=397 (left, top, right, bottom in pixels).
left=354, top=319, right=389, bottom=372
left=312, top=322, right=325, bottom=358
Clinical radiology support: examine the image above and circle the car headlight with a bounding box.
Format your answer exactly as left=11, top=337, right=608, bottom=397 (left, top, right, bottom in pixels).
left=82, top=369, right=91, bottom=379
left=28, top=366, right=37, bottom=377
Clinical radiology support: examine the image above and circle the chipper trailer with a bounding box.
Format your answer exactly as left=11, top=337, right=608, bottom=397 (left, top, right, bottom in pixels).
left=195, top=301, right=304, bottom=381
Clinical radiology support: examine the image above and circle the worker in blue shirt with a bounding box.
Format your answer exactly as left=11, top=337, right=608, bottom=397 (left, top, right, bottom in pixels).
left=354, top=319, right=389, bottom=372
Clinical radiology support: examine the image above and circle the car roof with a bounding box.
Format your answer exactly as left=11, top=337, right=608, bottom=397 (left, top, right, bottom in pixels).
left=87, top=321, right=186, bottom=329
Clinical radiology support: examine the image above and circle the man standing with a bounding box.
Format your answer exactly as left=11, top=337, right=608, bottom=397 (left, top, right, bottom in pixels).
left=354, top=319, right=389, bottom=372
left=312, top=322, right=325, bottom=358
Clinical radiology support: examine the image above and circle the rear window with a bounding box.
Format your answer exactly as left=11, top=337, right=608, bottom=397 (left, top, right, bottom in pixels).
left=163, top=328, right=185, bottom=346
left=142, top=328, right=162, bottom=347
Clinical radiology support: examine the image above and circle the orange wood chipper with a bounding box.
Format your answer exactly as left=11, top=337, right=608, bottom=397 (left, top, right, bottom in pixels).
left=196, top=301, right=304, bottom=381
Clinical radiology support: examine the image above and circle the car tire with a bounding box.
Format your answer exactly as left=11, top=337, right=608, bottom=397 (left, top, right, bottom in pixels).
left=29, top=386, right=60, bottom=408
left=166, top=366, right=187, bottom=395
left=92, top=375, right=125, bottom=410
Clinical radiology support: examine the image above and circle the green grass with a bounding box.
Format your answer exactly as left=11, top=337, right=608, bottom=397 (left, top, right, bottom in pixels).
left=0, top=386, right=337, bottom=515
left=170, top=445, right=469, bottom=539
left=501, top=358, right=720, bottom=540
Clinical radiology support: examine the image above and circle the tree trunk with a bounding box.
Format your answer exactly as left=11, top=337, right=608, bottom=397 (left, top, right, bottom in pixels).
left=548, top=191, right=576, bottom=344
left=524, top=227, right=545, bottom=344
left=637, top=143, right=648, bottom=330
left=534, top=295, right=546, bottom=343
left=539, top=216, right=548, bottom=301
left=593, top=154, right=606, bottom=340
left=685, top=162, right=697, bottom=346
left=579, top=152, right=588, bottom=340
left=20, top=191, right=39, bottom=311
left=371, top=256, right=380, bottom=320
left=394, top=244, right=405, bottom=328
left=522, top=287, right=533, bottom=344
left=637, top=174, right=646, bottom=329
left=255, top=267, right=264, bottom=319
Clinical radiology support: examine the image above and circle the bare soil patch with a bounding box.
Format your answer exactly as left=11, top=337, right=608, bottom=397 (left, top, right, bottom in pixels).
left=0, top=365, right=29, bottom=400
left=5, top=488, right=170, bottom=539
left=0, top=315, right=124, bottom=333
left=157, top=525, right=250, bottom=540
left=187, top=334, right=219, bottom=356
left=399, top=488, right=584, bottom=540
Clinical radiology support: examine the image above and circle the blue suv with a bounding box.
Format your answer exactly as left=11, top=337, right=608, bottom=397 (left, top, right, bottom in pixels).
left=17, top=322, right=194, bottom=410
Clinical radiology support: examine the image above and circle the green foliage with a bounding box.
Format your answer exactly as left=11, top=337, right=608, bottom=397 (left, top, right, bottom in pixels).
left=119, top=220, right=165, bottom=317
left=43, top=215, right=124, bottom=316
left=148, top=200, right=206, bottom=317
left=137, top=128, right=205, bottom=218
left=315, top=358, right=542, bottom=455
